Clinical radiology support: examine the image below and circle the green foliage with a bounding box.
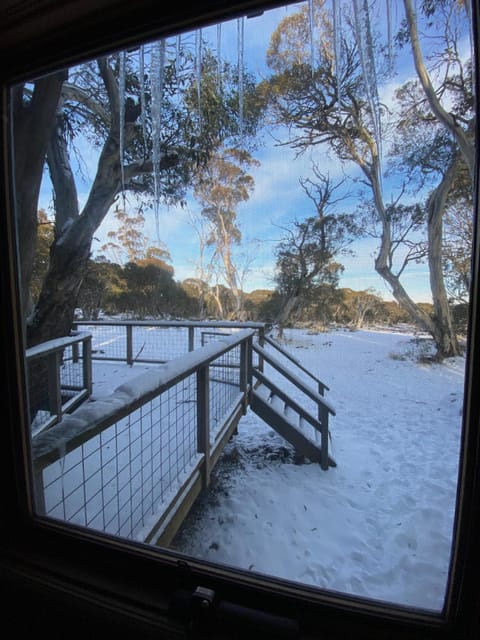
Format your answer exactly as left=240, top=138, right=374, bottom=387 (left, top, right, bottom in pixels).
left=30, top=210, right=54, bottom=305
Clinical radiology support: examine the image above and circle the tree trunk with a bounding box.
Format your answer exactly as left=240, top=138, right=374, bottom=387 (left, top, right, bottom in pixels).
left=13, top=71, right=68, bottom=319
left=427, top=157, right=460, bottom=358
left=368, top=163, right=440, bottom=344
left=275, top=293, right=301, bottom=338
left=403, top=0, right=474, bottom=178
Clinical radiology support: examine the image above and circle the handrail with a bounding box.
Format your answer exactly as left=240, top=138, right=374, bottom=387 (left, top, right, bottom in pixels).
left=32, top=328, right=255, bottom=470
left=252, top=343, right=336, bottom=416
left=26, top=331, right=92, bottom=360
left=262, top=334, right=329, bottom=393
left=74, top=319, right=266, bottom=329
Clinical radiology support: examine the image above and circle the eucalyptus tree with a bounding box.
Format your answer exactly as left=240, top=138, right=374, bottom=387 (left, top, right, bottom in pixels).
left=14, top=41, right=263, bottom=347
left=264, top=0, right=472, bottom=357
left=193, top=147, right=259, bottom=319
left=274, top=167, right=357, bottom=334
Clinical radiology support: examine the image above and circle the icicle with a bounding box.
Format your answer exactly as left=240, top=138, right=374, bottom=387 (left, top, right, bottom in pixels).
left=352, top=0, right=382, bottom=185
left=151, top=39, right=166, bottom=219
left=176, top=34, right=181, bottom=78
left=308, top=0, right=315, bottom=77
left=332, top=0, right=342, bottom=101
left=217, top=23, right=222, bottom=91
left=119, top=51, right=126, bottom=195
left=195, top=29, right=203, bottom=133
left=237, top=17, right=245, bottom=143
left=386, top=0, right=393, bottom=74
left=139, top=46, right=147, bottom=150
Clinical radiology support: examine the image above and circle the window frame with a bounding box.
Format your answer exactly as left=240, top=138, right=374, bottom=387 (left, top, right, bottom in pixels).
left=0, top=1, right=479, bottom=637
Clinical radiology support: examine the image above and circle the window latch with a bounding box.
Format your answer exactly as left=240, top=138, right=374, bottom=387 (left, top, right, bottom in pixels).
left=170, top=586, right=300, bottom=638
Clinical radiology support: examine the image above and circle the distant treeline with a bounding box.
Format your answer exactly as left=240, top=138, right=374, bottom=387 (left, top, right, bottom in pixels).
left=64, top=257, right=467, bottom=334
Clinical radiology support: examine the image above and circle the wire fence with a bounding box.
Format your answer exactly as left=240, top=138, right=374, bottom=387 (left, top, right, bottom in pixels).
left=73, top=320, right=266, bottom=365
left=32, top=329, right=254, bottom=543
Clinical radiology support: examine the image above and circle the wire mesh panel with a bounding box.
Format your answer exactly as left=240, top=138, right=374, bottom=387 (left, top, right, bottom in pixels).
left=40, top=373, right=199, bottom=541
left=209, top=345, right=242, bottom=441
left=131, top=325, right=189, bottom=362
left=83, top=323, right=129, bottom=361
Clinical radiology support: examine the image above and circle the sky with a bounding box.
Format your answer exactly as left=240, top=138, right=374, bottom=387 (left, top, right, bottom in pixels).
left=38, top=0, right=473, bottom=303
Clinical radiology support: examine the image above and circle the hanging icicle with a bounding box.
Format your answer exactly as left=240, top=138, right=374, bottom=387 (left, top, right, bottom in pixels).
left=352, top=0, right=383, bottom=184
left=195, top=29, right=203, bottom=133
left=237, top=16, right=245, bottom=143
left=217, top=23, right=222, bottom=91
left=308, top=0, right=315, bottom=77
left=332, top=0, right=342, bottom=101
left=176, top=34, right=181, bottom=78
left=151, top=39, right=166, bottom=220
left=119, top=50, right=126, bottom=197
left=139, top=45, right=147, bottom=151
left=386, top=0, right=394, bottom=74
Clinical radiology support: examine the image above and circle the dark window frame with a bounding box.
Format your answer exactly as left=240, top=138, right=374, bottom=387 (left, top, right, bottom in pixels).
left=0, top=1, right=479, bottom=637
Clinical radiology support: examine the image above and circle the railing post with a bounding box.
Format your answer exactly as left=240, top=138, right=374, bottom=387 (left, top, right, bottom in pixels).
left=197, top=365, right=210, bottom=488
left=33, top=468, right=46, bottom=515
left=83, top=335, right=93, bottom=396
left=318, top=404, right=329, bottom=471
left=240, top=337, right=250, bottom=414
left=72, top=340, right=79, bottom=364
left=47, top=351, right=62, bottom=423
left=188, top=326, right=195, bottom=352
left=258, top=325, right=265, bottom=373
left=126, top=324, right=133, bottom=365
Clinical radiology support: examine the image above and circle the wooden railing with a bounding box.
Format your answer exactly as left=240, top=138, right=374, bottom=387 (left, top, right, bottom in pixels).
left=31, top=329, right=255, bottom=546
left=73, top=319, right=266, bottom=365
left=26, top=331, right=92, bottom=433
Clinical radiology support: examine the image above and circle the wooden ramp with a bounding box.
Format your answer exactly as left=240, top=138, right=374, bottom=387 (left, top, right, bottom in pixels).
left=251, top=341, right=336, bottom=470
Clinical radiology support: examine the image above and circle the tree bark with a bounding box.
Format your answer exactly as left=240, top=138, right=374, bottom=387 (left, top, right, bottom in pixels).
left=13, top=71, right=68, bottom=319
left=27, top=59, right=178, bottom=347
left=427, top=156, right=460, bottom=358
left=403, top=0, right=474, bottom=178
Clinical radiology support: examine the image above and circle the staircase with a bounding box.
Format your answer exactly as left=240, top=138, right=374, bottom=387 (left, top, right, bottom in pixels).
left=250, top=336, right=336, bottom=471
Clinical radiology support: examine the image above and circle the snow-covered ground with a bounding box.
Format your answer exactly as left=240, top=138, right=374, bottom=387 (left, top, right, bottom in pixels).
left=166, top=326, right=465, bottom=612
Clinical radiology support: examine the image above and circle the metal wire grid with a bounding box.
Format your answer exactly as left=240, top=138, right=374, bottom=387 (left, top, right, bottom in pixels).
left=131, top=326, right=188, bottom=362
left=86, top=324, right=128, bottom=360
left=76, top=322, right=264, bottom=366
left=41, top=374, right=199, bottom=540
left=209, top=346, right=242, bottom=440
left=61, top=349, right=85, bottom=390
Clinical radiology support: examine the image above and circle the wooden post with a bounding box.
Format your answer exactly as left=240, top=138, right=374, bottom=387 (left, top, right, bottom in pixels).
left=33, top=468, right=46, bottom=515
left=83, top=335, right=93, bottom=396
left=197, top=365, right=210, bottom=488
left=188, top=326, right=195, bottom=352
left=240, top=337, right=249, bottom=415
left=126, top=324, right=133, bottom=365
left=258, top=325, right=265, bottom=373
left=318, top=404, right=329, bottom=471
left=47, top=351, right=62, bottom=422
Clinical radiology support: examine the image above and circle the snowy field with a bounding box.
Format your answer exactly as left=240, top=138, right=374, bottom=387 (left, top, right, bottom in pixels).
left=166, top=326, right=465, bottom=612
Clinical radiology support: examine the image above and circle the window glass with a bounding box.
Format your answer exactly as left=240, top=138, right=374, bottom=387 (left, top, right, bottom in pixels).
left=14, top=0, right=474, bottom=613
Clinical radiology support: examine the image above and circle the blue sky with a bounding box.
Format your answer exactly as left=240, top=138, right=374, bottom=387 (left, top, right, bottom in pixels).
left=39, top=0, right=473, bottom=303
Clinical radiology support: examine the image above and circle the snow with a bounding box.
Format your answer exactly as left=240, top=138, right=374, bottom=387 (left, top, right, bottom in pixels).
left=169, top=327, right=464, bottom=612
left=68, top=325, right=464, bottom=612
